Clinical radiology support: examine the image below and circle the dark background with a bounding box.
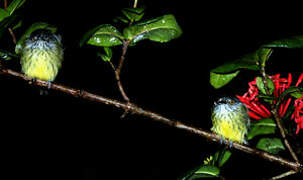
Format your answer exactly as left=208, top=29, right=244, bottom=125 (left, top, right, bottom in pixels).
left=1, top=0, right=303, bottom=179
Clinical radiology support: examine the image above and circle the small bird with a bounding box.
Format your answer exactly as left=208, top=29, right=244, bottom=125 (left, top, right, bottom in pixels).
left=20, top=29, right=63, bottom=85
left=211, top=97, right=250, bottom=145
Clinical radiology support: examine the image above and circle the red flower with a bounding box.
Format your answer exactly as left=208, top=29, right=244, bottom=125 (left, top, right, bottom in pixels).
left=291, top=97, right=303, bottom=134
left=236, top=73, right=303, bottom=126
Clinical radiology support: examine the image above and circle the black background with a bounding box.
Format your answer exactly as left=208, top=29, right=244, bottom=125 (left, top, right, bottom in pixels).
left=1, top=0, right=303, bottom=179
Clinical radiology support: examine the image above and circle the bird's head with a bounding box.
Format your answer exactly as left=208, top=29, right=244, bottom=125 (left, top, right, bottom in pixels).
left=24, top=29, right=62, bottom=50
left=213, top=97, right=244, bottom=113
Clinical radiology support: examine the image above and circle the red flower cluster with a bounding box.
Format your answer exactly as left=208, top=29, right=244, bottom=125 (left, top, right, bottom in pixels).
left=236, top=73, right=303, bottom=134
left=292, top=97, right=303, bottom=134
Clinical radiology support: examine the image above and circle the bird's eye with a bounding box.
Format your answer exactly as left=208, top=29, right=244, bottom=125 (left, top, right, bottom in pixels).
left=229, top=100, right=235, bottom=105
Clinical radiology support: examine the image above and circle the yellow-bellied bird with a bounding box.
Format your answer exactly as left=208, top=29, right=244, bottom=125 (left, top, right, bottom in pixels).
left=20, top=29, right=63, bottom=84
left=211, top=97, right=250, bottom=145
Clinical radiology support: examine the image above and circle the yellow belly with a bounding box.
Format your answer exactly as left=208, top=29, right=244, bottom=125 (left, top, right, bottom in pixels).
left=218, top=120, right=244, bottom=142
left=212, top=119, right=246, bottom=143
left=21, top=50, right=61, bottom=81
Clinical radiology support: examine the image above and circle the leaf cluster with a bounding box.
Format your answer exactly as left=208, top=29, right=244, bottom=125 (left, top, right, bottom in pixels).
left=80, top=7, right=182, bottom=62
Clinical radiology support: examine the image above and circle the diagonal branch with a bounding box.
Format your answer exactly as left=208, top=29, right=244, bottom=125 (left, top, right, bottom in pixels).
left=260, top=66, right=300, bottom=163
left=0, top=65, right=302, bottom=173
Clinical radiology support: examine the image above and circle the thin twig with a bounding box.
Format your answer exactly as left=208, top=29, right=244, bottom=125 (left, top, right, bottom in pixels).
left=116, top=40, right=130, bottom=76
left=108, top=60, right=130, bottom=103
left=8, top=28, right=17, bottom=44
left=4, top=0, right=7, bottom=9
left=269, top=170, right=297, bottom=180
left=0, top=66, right=302, bottom=173
left=112, top=40, right=131, bottom=104
left=111, top=0, right=138, bottom=101
left=114, top=69, right=130, bottom=102
left=260, top=66, right=300, bottom=163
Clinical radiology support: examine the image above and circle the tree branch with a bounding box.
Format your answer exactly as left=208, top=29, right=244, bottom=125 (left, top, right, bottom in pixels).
left=269, top=170, right=297, bottom=180
left=0, top=65, right=302, bottom=173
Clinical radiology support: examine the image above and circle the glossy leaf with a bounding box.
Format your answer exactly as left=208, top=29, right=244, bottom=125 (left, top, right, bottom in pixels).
left=123, top=14, right=182, bottom=44
left=15, top=22, right=57, bottom=54
left=122, top=7, right=145, bottom=22
left=83, top=24, right=124, bottom=47
left=256, top=138, right=285, bottom=154
left=211, top=48, right=270, bottom=74
left=262, top=35, right=303, bottom=48
left=247, top=118, right=276, bottom=140
left=256, top=76, right=275, bottom=95
left=210, top=52, right=259, bottom=73
left=210, top=71, right=240, bottom=89
left=6, top=0, right=26, bottom=15
left=190, top=165, right=220, bottom=179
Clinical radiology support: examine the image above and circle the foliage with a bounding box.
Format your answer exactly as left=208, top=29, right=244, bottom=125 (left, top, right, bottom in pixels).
left=206, top=20, right=303, bottom=179
left=0, top=0, right=25, bottom=60
left=1, top=1, right=302, bottom=179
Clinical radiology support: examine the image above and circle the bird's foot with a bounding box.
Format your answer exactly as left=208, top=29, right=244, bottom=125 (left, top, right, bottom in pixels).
left=46, top=81, right=52, bottom=89
left=219, top=137, right=233, bottom=148
left=220, top=137, right=224, bottom=144
left=228, top=140, right=233, bottom=148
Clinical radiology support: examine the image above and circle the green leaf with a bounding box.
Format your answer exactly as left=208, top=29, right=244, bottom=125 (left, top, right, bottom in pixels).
left=82, top=24, right=124, bottom=47
left=256, top=138, right=285, bottom=154
left=113, top=16, right=129, bottom=24
left=123, top=14, right=182, bottom=44
left=6, top=0, right=26, bottom=15
left=258, top=48, right=273, bottom=67
left=287, top=87, right=303, bottom=99
left=12, top=19, right=22, bottom=30
left=213, top=149, right=232, bottom=167
left=104, top=47, right=112, bottom=57
left=256, top=76, right=275, bottom=95
left=290, top=91, right=303, bottom=99
left=97, top=47, right=112, bottom=62
left=190, top=165, right=220, bottom=179
left=211, top=50, right=265, bottom=74
left=122, top=7, right=145, bottom=22
left=15, top=22, right=57, bottom=54
left=279, top=86, right=303, bottom=101
left=247, top=118, right=276, bottom=140
left=0, top=49, right=18, bottom=60
left=262, top=35, right=303, bottom=48
left=97, top=52, right=110, bottom=62
left=210, top=71, right=240, bottom=89
left=0, top=8, right=9, bottom=22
